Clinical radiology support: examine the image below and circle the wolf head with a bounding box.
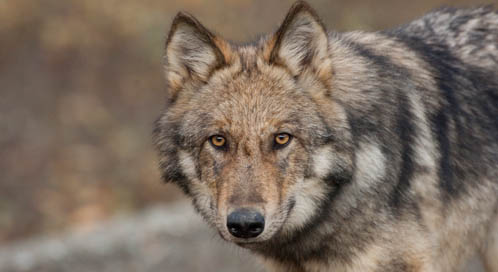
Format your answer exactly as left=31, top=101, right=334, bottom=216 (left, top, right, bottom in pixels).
left=154, top=1, right=353, bottom=245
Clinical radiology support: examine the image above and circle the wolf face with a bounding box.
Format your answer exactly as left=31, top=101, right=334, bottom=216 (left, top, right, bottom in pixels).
left=154, top=1, right=498, bottom=270
left=154, top=2, right=353, bottom=245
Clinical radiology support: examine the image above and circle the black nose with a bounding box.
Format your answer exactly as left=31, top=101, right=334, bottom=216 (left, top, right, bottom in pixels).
left=227, top=208, right=265, bottom=238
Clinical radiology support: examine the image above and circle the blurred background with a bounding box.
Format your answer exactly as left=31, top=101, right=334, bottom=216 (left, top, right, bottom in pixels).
left=0, top=0, right=495, bottom=271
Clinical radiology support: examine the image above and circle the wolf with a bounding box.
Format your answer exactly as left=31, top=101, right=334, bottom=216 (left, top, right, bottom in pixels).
left=153, top=1, right=498, bottom=271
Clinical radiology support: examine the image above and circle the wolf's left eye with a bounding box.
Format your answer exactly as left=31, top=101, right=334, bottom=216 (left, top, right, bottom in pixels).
left=210, top=135, right=227, bottom=149
left=274, top=133, right=292, bottom=148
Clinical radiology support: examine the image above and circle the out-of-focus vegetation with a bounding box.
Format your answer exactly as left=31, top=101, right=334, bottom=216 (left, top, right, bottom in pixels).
left=0, top=0, right=494, bottom=243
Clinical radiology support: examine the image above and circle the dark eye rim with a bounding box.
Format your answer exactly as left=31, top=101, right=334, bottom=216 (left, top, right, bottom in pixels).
left=209, top=135, right=228, bottom=150
left=273, top=133, right=292, bottom=149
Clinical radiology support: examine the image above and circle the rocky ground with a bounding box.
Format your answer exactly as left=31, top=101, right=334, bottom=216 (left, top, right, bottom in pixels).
left=0, top=202, right=263, bottom=272
left=0, top=202, right=485, bottom=272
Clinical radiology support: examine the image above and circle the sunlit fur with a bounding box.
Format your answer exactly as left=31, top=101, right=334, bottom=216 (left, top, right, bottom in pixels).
left=154, top=1, right=498, bottom=271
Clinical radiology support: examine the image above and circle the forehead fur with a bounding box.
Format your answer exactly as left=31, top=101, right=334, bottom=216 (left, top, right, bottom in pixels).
left=172, top=44, right=330, bottom=143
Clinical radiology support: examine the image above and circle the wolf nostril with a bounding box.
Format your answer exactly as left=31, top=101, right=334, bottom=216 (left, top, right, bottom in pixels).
left=227, top=208, right=265, bottom=238
left=248, top=223, right=263, bottom=234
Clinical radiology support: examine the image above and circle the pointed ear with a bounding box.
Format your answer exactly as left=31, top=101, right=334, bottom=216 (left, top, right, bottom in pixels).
left=267, top=1, right=331, bottom=78
left=164, top=12, right=229, bottom=95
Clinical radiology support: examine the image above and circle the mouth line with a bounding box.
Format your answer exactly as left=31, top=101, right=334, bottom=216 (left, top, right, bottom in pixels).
left=236, top=241, right=259, bottom=245
left=235, top=241, right=265, bottom=248
left=233, top=236, right=266, bottom=245
left=219, top=230, right=265, bottom=245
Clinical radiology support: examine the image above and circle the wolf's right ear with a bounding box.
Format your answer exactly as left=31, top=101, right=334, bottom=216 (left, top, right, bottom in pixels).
left=164, top=13, right=230, bottom=98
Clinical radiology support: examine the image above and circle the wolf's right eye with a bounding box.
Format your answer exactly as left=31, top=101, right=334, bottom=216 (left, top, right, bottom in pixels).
left=210, top=135, right=227, bottom=149
left=274, top=133, right=292, bottom=149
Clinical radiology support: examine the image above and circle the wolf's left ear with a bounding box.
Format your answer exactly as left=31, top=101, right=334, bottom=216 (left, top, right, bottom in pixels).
left=266, top=1, right=331, bottom=79
left=164, top=12, right=230, bottom=96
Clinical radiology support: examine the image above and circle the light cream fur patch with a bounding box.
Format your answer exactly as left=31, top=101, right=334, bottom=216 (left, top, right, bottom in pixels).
left=355, top=141, right=386, bottom=188
left=281, top=178, right=329, bottom=235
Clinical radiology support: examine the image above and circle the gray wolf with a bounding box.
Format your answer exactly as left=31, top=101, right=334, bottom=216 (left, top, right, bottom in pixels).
left=153, top=1, right=498, bottom=271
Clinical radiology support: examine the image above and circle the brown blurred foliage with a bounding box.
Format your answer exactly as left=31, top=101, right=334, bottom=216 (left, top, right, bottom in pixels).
left=0, top=0, right=494, bottom=243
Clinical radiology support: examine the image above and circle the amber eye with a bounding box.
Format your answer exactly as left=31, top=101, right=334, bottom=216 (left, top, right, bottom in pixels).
left=274, top=133, right=291, bottom=147
left=210, top=135, right=226, bottom=148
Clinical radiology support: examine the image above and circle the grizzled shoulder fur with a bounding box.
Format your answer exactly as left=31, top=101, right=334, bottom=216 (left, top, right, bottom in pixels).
left=393, top=6, right=498, bottom=67
left=388, top=6, right=498, bottom=196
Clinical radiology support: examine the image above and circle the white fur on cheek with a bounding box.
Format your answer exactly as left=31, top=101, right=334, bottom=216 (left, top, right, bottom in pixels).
left=178, top=151, right=216, bottom=226
left=178, top=150, right=197, bottom=179
left=277, top=147, right=336, bottom=234
left=312, top=146, right=336, bottom=178
left=281, top=178, right=329, bottom=234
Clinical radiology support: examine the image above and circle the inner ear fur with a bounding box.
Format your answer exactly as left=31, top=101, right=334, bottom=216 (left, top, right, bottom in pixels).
left=164, top=12, right=231, bottom=97
left=266, top=1, right=331, bottom=80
